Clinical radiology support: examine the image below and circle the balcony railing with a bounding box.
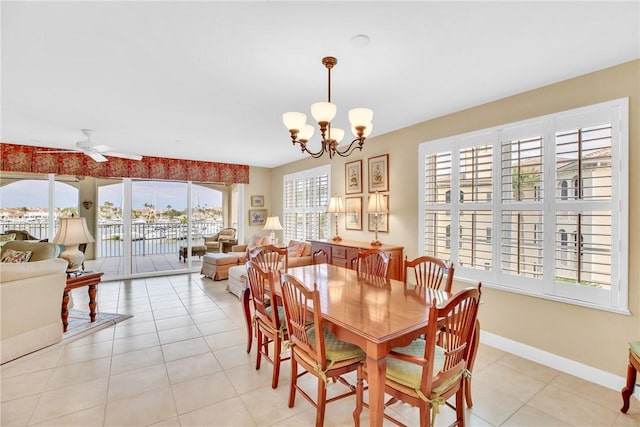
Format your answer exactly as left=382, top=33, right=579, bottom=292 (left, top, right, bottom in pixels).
left=1, top=220, right=222, bottom=258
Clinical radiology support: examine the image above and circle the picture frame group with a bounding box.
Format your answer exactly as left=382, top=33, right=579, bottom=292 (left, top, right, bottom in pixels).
left=248, top=209, right=267, bottom=226
left=251, top=195, right=264, bottom=207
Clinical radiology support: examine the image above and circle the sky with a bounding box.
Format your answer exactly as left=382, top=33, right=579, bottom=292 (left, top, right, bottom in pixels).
left=0, top=180, right=223, bottom=210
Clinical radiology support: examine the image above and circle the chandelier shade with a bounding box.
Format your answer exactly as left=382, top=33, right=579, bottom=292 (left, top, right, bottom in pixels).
left=283, top=56, right=373, bottom=159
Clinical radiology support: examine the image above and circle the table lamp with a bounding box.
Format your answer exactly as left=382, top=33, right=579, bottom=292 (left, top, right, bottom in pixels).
left=52, top=216, right=95, bottom=273
left=367, top=191, right=388, bottom=246
left=326, top=194, right=345, bottom=241
left=263, top=216, right=283, bottom=245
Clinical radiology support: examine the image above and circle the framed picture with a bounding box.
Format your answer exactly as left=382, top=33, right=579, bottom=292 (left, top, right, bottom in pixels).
left=345, top=160, right=362, bottom=194
left=368, top=154, right=389, bottom=193
left=368, top=194, right=389, bottom=233
left=251, top=195, right=264, bottom=207
left=248, top=209, right=267, bottom=226
left=344, top=197, right=362, bottom=230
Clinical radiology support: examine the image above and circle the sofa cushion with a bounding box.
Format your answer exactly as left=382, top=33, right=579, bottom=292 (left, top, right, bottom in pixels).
left=0, top=241, right=59, bottom=262
left=287, top=240, right=311, bottom=258
left=247, top=235, right=269, bottom=248
left=0, top=233, right=16, bottom=243
left=1, top=249, right=32, bottom=263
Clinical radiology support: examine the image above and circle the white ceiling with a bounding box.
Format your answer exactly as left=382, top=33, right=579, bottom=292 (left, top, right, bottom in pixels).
left=2, top=1, right=638, bottom=168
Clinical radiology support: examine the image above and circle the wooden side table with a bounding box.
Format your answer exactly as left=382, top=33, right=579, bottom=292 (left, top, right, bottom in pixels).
left=63, top=271, right=104, bottom=332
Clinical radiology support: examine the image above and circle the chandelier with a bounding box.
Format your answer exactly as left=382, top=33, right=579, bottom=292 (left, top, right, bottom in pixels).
left=282, top=56, right=373, bottom=159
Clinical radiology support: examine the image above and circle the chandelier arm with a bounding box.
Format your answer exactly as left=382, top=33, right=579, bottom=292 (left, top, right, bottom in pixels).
left=335, top=138, right=366, bottom=158
left=293, top=140, right=326, bottom=158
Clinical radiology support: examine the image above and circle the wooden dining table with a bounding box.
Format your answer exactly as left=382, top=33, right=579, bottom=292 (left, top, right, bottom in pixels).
left=283, top=263, right=451, bottom=427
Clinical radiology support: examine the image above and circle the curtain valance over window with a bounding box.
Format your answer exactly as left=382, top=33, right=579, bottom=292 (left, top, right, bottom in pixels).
left=0, top=143, right=250, bottom=184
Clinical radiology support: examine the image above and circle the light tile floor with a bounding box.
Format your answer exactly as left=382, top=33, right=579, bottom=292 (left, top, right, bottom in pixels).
left=1, top=273, right=639, bottom=426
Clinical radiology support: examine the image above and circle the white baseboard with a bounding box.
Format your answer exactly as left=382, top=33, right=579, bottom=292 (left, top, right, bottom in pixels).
left=480, top=331, right=640, bottom=400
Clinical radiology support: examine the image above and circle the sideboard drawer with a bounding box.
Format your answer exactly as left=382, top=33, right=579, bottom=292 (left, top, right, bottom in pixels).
left=309, top=240, right=404, bottom=281
left=332, top=247, right=347, bottom=259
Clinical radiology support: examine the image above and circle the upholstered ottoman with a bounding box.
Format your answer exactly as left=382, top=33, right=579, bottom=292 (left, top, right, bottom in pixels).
left=227, top=264, right=248, bottom=299
left=201, top=253, right=240, bottom=280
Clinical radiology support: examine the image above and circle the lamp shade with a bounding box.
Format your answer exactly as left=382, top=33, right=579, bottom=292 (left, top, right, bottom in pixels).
left=52, top=217, right=95, bottom=245
left=282, top=112, right=307, bottom=131
left=367, top=192, right=388, bottom=214
left=52, top=217, right=95, bottom=273
left=263, top=216, right=283, bottom=231
left=327, top=195, right=345, bottom=213
left=310, top=101, right=337, bottom=123
left=329, top=127, right=344, bottom=144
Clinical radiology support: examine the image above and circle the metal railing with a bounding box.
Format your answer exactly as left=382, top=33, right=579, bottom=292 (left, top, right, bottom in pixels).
left=1, top=220, right=222, bottom=258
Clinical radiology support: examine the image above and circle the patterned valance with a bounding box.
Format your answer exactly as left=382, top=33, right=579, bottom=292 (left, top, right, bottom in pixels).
left=0, top=143, right=249, bottom=184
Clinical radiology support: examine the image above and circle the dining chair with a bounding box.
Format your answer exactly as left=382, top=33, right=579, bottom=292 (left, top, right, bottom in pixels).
left=352, top=248, right=390, bottom=278
left=353, top=284, right=481, bottom=427
left=250, top=244, right=288, bottom=273
left=312, top=248, right=329, bottom=265
left=246, top=260, right=289, bottom=389
left=279, top=272, right=366, bottom=427
left=404, top=255, right=455, bottom=293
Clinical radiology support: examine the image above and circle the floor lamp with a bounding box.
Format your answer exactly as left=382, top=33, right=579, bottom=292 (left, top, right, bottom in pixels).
left=367, top=192, right=388, bottom=246
left=327, top=194, right=345, bottom=241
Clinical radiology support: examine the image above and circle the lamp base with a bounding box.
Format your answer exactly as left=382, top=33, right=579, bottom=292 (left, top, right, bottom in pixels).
left=370, top=240, right=383, bottom=246
left=59, top=245, right=84, bottom=273
left=331, top=235, right=342, bottom=242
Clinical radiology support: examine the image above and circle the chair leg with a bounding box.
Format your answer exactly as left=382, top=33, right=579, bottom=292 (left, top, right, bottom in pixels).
left=256, top=330, right=263, bottom=370
left=242, top=288, right=252, bottom=353
left=621, top=358, right=637, bottom=413
left=316, top=377, right=327, bottom=427
left=456, top=388, right=465, bottom=426
left=353, top=365, right=364, bottom=427
left=272, top=335, right=281, bottom=389
left=289, top=356, right=297, bottom=408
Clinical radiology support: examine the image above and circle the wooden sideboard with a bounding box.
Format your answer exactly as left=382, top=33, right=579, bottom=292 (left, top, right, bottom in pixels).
left=308, top=239, right=404, bottom=281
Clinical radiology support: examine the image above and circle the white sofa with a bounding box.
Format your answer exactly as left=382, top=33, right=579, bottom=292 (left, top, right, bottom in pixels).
left=227, top=239, right=313, bottom=298
left=1, top=258, right=68, bottom=363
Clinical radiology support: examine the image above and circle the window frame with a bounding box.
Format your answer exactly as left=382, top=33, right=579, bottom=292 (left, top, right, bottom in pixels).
left=282, top=164, right=331, bottom=243
left=418, top=98, right=629, bottom=313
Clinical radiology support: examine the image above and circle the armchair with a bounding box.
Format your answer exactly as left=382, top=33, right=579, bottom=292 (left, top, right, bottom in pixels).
left=204, top=228, right=237, bottom=253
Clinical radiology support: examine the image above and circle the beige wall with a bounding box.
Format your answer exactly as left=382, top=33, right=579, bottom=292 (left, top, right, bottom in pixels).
left=251, top=60, right=639, bottom=377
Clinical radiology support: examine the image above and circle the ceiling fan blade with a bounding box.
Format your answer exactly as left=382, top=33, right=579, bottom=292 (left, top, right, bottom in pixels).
left=37, top=149, right=82, bottom=154
left=86, top=152, right=108, bottom=162
left=91, top=144, right=112, bottom=152
left=103, top=151, right=143, bottom=161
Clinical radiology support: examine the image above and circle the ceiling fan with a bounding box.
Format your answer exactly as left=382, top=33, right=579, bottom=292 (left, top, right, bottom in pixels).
left=40, top=129, right=143, bottom=163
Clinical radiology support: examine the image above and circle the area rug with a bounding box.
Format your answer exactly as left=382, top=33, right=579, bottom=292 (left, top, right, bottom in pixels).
left=62, top=310, right=133, bottom=343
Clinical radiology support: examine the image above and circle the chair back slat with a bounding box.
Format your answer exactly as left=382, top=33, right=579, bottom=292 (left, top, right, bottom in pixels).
left=405, top=255, right=455, bottom=292
left=246, top=261, right=282, bottom=330
left=426, top=284, right=481, bottom=391
left=353, top=248, right=390, bottom=278
left=279, top=272, right=327, bottom=370
left=250, top=245, right=288, bottom=273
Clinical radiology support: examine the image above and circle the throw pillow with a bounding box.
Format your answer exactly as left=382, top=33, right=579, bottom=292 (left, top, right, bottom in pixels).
left=287, top=240, right=309, bottom=258
left=1, top=249, right=33, bottom=263
left=0, top=233, right=16, bottom=242
left=287, top=242, right=301, bottom=258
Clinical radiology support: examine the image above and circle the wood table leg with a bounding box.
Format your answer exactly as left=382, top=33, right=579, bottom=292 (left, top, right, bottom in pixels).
left=242, top=286, right=253, bottom=353
left=366, top=354, right=386, bottom=427
left=88, top=284, right=97, bottom=322
left=621, top=349, right=638, bottom=413
left=61, top=289, right=70, bottom=332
